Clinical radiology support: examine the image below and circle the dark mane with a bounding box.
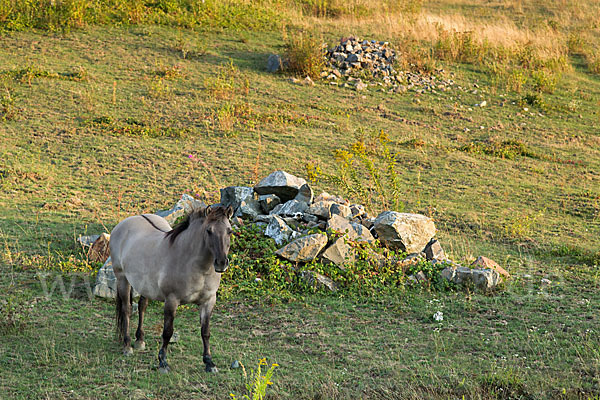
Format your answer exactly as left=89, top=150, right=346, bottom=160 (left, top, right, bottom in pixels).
left=204, top=205, right=230, bottom=222
left=165, top=209, right=200, bottom=245
left=164, top=205, right=230, bottom=245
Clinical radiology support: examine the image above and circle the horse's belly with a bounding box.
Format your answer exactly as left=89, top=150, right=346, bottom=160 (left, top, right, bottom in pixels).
left=125, top=270, right=164, bottom=301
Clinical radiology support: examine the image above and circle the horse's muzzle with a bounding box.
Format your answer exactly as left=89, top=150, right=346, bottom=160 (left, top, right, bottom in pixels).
left=214, top=257, right=229, bottom=273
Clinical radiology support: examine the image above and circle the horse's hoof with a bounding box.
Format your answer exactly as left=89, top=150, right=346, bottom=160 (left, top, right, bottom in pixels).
left=206, top=366, right=218, bottom=373
left=123, top=347, right=133, bottom=356
left=159, top=366, right=170, bottom=374
left=133, top=341, right=146, bottom=350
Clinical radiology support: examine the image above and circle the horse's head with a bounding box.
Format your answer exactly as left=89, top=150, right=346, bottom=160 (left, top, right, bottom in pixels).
left=202, top=205, right=234, bottom=273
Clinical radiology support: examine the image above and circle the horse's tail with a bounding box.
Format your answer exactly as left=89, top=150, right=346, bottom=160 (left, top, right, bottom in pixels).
left=115, top=285, right=124, bottom=340
left=115, top=279, right=132, bottom=341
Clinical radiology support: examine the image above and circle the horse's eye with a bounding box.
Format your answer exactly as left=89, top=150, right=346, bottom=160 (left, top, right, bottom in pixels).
left=207, top=228, right=213, bottom=235
left=227, top=229, right=232, bottom=235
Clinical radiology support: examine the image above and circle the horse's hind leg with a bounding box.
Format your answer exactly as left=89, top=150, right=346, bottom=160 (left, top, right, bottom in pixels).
left=134, top=296, right=148, bottom=350
left=116, top=277, right=133, bottom=355
left=158, top=295, right=179, bottom=373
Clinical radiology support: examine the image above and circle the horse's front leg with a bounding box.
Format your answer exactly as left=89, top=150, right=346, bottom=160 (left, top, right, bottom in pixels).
left=158, top=295, right=179, bottom=373
left=200, top=296, right=218, bottom=373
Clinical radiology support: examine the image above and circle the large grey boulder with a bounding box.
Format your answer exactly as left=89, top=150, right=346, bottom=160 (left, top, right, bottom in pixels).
left=265, top=215, right=299, bottom=246
left=271, top=199, right=308, bottom=217
left=93, top=257, right=116, bottom=298
left=295, top=183, right=314, bottom=204
left=330, top=203, right=351, bottom=219
left=424, top=239, right=446, bottom=261
left=275, top=233, right=328, bottom=263
left=472, top=268, right=502, bottom=290
left=327, top=214, right=358, bottom=240
left=254, top=171, right=307, bottom=202
left=440, top=264, right=502, bottom=290
left=93, top=257, right=140, bottom=299
left=350, top=222, right=375, bottom=243
left=238, top=197, right=261, bottom=220
left=219, top=186, right=255, bottom=217
left=321, top=237, right=355, bottom=266
left=373, top=212, right=436, bottom=253
left=266, top=54, right=284, bottom=73
left=308, top=201, right=334, bottom=219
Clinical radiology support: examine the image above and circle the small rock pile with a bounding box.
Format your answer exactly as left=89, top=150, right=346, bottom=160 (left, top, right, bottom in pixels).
left=324, top=37, right=397, bottom=80
left=91, top=171, right=508, bottom=297
left=321, top=36, right=457, bottom=94
left=268, top=36, right=457, bottom=94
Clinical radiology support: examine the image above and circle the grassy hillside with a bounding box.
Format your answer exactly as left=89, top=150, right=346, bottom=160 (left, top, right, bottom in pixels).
left=1, top=1, right=599, bottom=398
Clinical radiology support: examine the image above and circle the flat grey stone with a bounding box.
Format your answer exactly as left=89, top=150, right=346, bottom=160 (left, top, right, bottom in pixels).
left=373, top=212, right=436, bottom=253
left=254, top=171, right=307, bottom=202
left=275, top=233, right=328, bottom=263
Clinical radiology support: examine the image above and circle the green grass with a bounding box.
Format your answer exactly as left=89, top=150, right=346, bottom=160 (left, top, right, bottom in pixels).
left=1, top=2, right=600, bottom=398
left=1, top=268, right=599, bottom=399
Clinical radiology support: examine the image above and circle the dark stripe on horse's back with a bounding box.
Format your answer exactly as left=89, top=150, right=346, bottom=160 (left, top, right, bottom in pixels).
left=164, top=214, right=191, bottom=245
left=141, top=215, right=168, bottom=233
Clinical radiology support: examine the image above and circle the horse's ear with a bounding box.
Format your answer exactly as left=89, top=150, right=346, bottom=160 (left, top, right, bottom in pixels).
left=202, top=206, right=210, bottom=217
left=226, top=206, right=234, bottom=219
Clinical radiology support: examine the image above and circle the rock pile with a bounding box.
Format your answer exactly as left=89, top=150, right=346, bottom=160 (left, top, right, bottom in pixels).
left=321, top=36, right=456, bottom=94
left=324, top=37, right=397, bottom=80
left=91, top=170, right=507, bottom=297
left=267, top=36, right=457, bottom=94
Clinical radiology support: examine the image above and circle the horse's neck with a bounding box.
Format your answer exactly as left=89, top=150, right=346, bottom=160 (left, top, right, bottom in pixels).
left=174, top=224, right=214, bottom=270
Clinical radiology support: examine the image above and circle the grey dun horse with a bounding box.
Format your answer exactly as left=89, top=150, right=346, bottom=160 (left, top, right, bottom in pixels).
left=110, top=205, right=233, bottom=373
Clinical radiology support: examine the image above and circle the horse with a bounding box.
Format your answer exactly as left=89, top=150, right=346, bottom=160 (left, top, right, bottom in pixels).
left=109, top=205, right=234, bottom=373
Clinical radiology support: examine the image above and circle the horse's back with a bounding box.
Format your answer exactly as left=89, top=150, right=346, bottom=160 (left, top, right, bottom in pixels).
left=110, top=214, right=170, bottom=273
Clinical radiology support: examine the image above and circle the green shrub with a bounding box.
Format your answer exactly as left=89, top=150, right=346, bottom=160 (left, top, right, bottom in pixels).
left=0, top=295, right=31, bottom=334
left=307, top=129, right=404, bottom=213
left=521, top=92, right=549, bottom=111
left=531, top=68, right=558, bottom=93
left=585, top=50, right=600, bottom=75
left=460, top=139, right=539, bottom=160
left=284, top=31, right=326, bottom=79
left=221, top=224, right=457, bottom=298
left=0, top=88, right=16, bottom=121
left=230, top=358, right=278, bottom=400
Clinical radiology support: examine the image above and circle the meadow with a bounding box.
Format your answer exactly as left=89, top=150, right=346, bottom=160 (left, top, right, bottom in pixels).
left=0, top=1, right=599, bottom=398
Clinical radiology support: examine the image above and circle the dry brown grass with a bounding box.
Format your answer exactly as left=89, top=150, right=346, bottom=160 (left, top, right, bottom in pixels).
left=287, top=0, right=599, bottom=73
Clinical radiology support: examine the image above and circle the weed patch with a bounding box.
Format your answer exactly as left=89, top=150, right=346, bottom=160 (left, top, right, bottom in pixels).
left=85, top=116, right=193, bottom=138
left=284, top=31, right=326, bottom=79
left=1, top=65, right=88, bottom=84
left=153, top=63, right=184, bottom=80
left=307, top=130, right=404, bottom=213
left=0, top=87, right=17, bottom=120
left=481, top=368, right=534, bottom=400
left=0, top=295, right=31, bottom=334
left=503, top=211, right=544, bottom=241
left=203, top=62, right=249, bottom=101
left=460, top=139, right=540, bottom=160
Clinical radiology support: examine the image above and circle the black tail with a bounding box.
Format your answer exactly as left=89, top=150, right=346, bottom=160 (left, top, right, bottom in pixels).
left=116, top=288, right=124, bottom=340
left=115, top=282, right=132, bottom=341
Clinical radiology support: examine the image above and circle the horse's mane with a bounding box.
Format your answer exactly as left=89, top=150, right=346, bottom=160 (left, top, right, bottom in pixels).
left=164, top=205, right=230, bottom=245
